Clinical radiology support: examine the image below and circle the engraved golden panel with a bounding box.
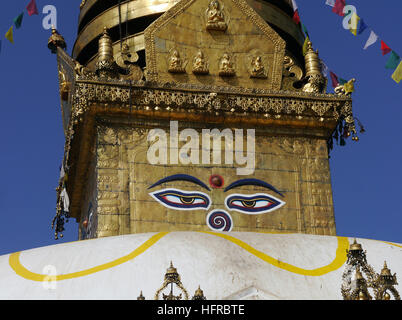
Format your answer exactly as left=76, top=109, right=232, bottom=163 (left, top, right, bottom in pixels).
left=144, top=0, right=286, bottom=89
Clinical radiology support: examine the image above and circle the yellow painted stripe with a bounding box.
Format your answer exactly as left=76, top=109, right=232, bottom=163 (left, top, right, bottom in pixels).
left=9, top=232, right=169, bottom=282
left=201, top=231, right=349, bottom=276
left=382, top=241, right=402, bottom=249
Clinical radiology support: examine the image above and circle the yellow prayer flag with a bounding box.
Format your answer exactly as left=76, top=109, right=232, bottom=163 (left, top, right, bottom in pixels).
left=392, top=60, right=402, bottom=84
left=5, top=26, right=13, bottom=44
left=349, top=13, right=360, bottom=36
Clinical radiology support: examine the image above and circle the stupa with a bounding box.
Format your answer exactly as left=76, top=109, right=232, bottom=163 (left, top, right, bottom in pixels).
left=0, top=0, right=400, bottom=300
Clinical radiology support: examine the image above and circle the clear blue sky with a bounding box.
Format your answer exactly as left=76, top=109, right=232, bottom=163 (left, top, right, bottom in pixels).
left=0, top=1, right=401, bottom=255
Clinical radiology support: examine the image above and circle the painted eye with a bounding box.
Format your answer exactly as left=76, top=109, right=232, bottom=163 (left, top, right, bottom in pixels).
left=225, top=193, right=285, bottom=214
left=149, top=188, right=211, bottom=211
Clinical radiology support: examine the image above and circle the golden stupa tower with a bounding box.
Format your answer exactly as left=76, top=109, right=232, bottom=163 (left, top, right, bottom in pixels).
left=51, top=0, right=359, bottom=240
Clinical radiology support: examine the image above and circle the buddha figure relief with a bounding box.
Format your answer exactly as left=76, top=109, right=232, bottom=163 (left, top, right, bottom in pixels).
left=206, top=0, right=227, bottom=31
left=168, top=49, right=186, bottom=73
left=250, top=56, right=267, bottom=79
left=192, top=50, right=209, bottom=75
left=219, top=53, right=235, bottom=77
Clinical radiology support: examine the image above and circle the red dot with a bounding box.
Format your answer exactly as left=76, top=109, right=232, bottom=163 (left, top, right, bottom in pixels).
left=209, top=174, right=224, bottom=188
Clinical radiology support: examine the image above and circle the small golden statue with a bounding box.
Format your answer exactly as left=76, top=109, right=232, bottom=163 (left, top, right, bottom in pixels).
left=168, top=49, right=186, bottom=73
left=206, top=0, right=227, bottom=31
left=192, top=50, right=209, bottom=74
left=250, top=56, right=267, bottom=79
left=335, top=78, right=356, bottom=96
left=219, top=53, right=235, bottom=77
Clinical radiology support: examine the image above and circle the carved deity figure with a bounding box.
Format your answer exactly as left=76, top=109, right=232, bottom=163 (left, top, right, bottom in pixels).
left=206, top=0, right=227, bottom=31
left=250, top=56, right=267, bottom=78
left=168, top=49, right=185, bottom=73
left=219, top=53, right=235, bottom=76
left=192, top=50, right=209, bottom=74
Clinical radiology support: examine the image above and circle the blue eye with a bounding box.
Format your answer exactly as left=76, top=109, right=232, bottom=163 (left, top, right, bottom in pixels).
left=149, top=188, right=211, bottom=211
left=225, top=193, right=285, bottom=214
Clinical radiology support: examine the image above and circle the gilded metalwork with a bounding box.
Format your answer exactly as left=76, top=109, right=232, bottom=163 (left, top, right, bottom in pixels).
left=154, top=262, right=189, bottom=300
left=168, top=49, right=186, bottom=73
left=206, top=0, right=227, bottom=31
left=335, top=78, right=356, bottom=96
left=250, top=56, right=267, bottom=79
left=192, top=50, right=209, bottom=75
left=96, top=28, right=119, bottom=79
left=48, top=27, right=67, bottom=54
left=192, top=286, right=207, bottom=300
left=341, top=239, right=400, bottom=300
left=302, top=41, right=326, bottom=94
left=218, top=53, right=235, bottom=77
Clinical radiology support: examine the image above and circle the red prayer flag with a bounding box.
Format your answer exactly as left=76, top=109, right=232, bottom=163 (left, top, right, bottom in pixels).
left=330, top=71, right=339, bottom=88
left=293, top=10, right=300, bottom=24
left=26, top=0, right=39, bottom=16
left=332, top=0, right=345, bottom=17
left=381, top=40, right=392, bottom=56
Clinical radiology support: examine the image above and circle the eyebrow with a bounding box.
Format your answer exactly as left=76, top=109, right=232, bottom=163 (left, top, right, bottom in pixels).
left=148, top=174, right=211, bottom=191
left=224, top=178, right=284, bottom=197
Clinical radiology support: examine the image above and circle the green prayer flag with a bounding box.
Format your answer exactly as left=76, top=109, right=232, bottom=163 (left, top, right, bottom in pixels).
left=386, top=51, right=401, bottom=70
left=13, top=12, right=24, bottom=29
left=302, top=23, right=309, bottom=38
left=339, top=78, right=347, bottom=85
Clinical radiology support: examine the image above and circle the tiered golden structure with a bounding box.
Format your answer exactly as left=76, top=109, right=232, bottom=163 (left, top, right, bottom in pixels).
left=51, top=0, right=360, bottom=240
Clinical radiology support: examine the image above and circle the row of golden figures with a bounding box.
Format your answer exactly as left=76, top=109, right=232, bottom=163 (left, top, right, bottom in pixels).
left=168, top=49, right=266, bottom=78
left=341, top=239, right=400, bottom=300
left=137, top=262, right=207, bottom=300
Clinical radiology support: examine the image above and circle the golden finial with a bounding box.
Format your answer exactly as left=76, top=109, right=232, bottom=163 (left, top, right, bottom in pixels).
left=137, top=291, right=145, bottom=300
left=192, top=285, right=207, bottom=300
left=350, top=239, right=363, bottom=252
left=47, top=26, right=67, bottom=54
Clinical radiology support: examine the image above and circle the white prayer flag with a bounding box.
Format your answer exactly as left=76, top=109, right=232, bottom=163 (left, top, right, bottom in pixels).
left=325, top=0, right=335, bottom=7
left=59, top=163, right=65, bottom=181
left=291, top=0, right=298, bottom=11
left=60, top=188, right=70, bottom=213
left=363, top=30, right=379, bottom=50
left=320, top=59, right=329, bottom=77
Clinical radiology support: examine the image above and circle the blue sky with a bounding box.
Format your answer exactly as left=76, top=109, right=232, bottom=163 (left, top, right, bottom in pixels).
left=0, top=1, right=401, bottom=255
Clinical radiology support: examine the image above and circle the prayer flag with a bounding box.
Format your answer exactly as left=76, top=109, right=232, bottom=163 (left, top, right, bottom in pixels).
left=26, top=0, right=39, bottom=16
left=14, top=12, right=24, bottom=29
left=320, top=60, right=329, bottom=77
left=293, top=10, right=300, bottom=24
left=349, top=13, right=360, bottom=36
left=339, top=78, right=347, bottom=85
left=332, top=0, right=346, bottom=16
left=391, top=61, right=402, bottom=83
left=385, top=51, right=401, bottom=70
left=5, top=26, right=13, bottom=44
left=363, top=31, right=378, bottom=50
left=302, top=36, right=310, bottom=56
left=381, top=40, right=392, bottom=56
left=330, top=71, right=339, bottom=88
left=291, top=0, right=298, bottom=11
left=60, top=188, right=70, bottom=213
left=358, top=19, right=368, bottom=35
left=302, top=23, right=309, bottom=38
left=326, top=0, right=335, bottom=7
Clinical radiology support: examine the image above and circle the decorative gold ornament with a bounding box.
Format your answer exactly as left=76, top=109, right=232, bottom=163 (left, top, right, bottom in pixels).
left=219, top=53, right=235, bottom=77
left=192, top=286, right=207, bottom=300
left=48, top=27, right=67, bottom=54
left=206, top=0, right=227, bottom=31
left=137, top=291, right=145, bottom=300
left=168, top=49, right=186, bottom=73
left=154, top=262, right=189, bottom=300
left=192, top=50, right=209, bottom=75
left=341, top=239, right=400, bottom=300
left=80, top=0, right=86, bottom=10
left=302, top=41, right=326, bottom=94
left=335, top=78, right=356, bottom=96
left=250, top=56, right=267, bottom=79
left=96, top=27, right=119, bottom=79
